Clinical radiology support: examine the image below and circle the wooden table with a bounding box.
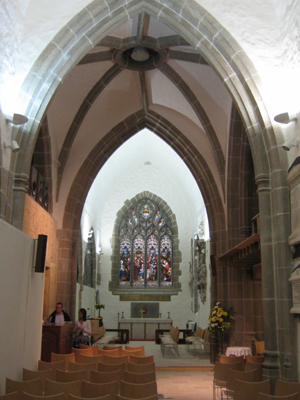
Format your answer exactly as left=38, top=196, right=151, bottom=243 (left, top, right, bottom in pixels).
left=226, top=346, right=252, bottom=357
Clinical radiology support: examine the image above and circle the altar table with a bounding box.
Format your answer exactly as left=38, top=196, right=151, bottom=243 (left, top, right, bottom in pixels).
left=118, top=318, right=172, bottom=340
left=226, top=346, right=252, bottom=357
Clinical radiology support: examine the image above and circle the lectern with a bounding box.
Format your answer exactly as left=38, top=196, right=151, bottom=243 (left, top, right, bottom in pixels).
left=41, top=323, right=73, bottom=361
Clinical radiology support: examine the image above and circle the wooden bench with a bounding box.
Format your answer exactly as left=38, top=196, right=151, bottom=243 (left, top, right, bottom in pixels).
left=185, top=327, right=211, bottom=353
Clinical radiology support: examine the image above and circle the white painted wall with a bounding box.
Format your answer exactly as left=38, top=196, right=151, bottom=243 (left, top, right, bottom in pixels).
left=79, top=129, right=210, bottom=330
left=0, top=219, right=44, bottom=395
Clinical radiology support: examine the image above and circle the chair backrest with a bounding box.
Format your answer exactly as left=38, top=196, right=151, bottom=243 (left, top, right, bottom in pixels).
left=68, top=361, right=98, bottom=381
left=22, top=393, right=65, bottom=400
left=203, top=330, right=211, bottom=342
left=98, top=348, right=121, bottom=357
left=244, top=362, right=263, bottom=374
left=124, top=346, right=145, bottom=357
left=81, top=380, right=118, bottom=398
left=44, top=379, right=82, bottom=400
left=258, top=393, right=299, bottom=400
left=90, top=369, right=121, bottom=391
left=214, top=362, right=243, bottom=383
left=98, top=362, right=126, bottom=380
left=120, top=380, right=157, bottom=399
left=255, top=341, right=265, bottom=355
left=77, top=354, right=103, bottom=364
left=69, top=394, right=110, bottom=400
left=220, top=355, right=245, bottom=364
left=227, top=368, right=262, bottom=391
left=246, top=355, right=265, bottom=364
left=79, top=344, right=99, bottom=356
left=0, top=393, right=20, bottom=400
left=127, top=362, right=156, bottom=373
left=38, top=360, right=66, bottom=378
left=103, top=345, right=123, bottom=356
left=123, top=370, right=156, bottom=384
left=55, top=369, right=88, bottom=383
left=71, top=347, right=94, bottom=362
left=121, top=349, right=144, bottom=361
left=103, top=354, right=128, bottom=367
left=50, top=353, right=76, bottom=371
left=116, top=395, right=158, bottom=400
left=22, top=368, right=53, bottom=392
left=233, top=379, right=271, bottom=400
left=5, top=379, right=43, bottom=396
left=129, top=355, right=154, bottom=365
left=275, top=380, right=300, bottom=399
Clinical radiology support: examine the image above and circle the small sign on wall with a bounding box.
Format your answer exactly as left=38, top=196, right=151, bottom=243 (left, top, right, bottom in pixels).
left=131, top=302, right=159, bottom=318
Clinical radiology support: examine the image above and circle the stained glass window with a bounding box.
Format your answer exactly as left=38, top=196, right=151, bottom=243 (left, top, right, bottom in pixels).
left=119, top=198, right=172, bottom=288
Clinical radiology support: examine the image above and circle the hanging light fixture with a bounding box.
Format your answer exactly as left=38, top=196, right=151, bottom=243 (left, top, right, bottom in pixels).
left=131, top=47, right=150, bottom=62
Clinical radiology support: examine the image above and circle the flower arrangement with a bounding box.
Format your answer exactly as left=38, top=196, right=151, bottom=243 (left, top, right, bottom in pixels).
left=95, top=303, right=105, bottom=310
left=208, top=302, right=234, bottom=332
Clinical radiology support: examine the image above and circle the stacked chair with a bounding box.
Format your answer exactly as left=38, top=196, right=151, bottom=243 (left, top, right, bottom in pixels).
left=3, top=344, right=158, bottom=400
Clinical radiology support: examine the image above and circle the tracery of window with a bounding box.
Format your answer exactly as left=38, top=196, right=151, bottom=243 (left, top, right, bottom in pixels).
left=119, top=198, right=173, bottom=288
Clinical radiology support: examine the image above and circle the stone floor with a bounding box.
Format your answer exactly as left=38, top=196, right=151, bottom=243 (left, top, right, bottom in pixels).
left=130, top=341, right=214, bottom=400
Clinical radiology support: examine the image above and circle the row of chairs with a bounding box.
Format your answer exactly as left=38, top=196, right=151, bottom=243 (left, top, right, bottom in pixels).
left=214, top=356, right=300, bottom=400
left=220, top=355, right=265, bottom=365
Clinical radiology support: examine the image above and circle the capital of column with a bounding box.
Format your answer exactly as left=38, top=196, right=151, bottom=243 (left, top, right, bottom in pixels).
left=255, top=174, right=270, bottom=193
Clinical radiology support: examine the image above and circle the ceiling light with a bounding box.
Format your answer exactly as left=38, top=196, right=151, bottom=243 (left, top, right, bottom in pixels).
left=131, top=47, right=150, bottom=62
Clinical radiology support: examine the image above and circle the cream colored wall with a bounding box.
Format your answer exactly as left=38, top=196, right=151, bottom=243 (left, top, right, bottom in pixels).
left=0, top=218, right=44, bottom=395
left=23, top=194, right=59, bottom=317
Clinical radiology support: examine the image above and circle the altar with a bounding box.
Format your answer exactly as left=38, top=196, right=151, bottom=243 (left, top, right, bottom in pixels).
left=118, top=318, right=173, bottom=340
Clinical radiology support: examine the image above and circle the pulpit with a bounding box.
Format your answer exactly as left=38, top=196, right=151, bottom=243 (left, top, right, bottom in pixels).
left=41, top=323, right=73, bottom=361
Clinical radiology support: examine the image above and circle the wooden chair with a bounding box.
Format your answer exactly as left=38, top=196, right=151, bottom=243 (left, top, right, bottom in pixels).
left=213, top=362, right=243, bottom=400
left=5, top=379, right=43, bottom=396
left=246, top=355, right=265, bottom=364
left=275, top=380, right=300, bottom=400
left=129, top=355, right=154, bottom=365
left=77, top=354, right=103, bottom=364
left=103, top=345, right=123, bottom=356
left=71, top=346, right=94, bottom=362
left=69, top=395, right=110, bottom=400
left=68, top=361, right=98, bottom=381
left=125, top=346, right=145, bottom=357
left=121, top=349, right=144, bottom=361
left=244, top=363, right=263, bottom=374
left=232, top=379, right=271, bottom=400
left=116, top=395, right=157, bottom=400
left=81, top=380, right=118, bottom=398
left=120, top=380, right=157, bottom=399
left=103, top=354, right=128, bottom=367
left=123, top=370, right=156, bottom=384
left=220, top=355, right=245, bottom=365
left=225, top=368, right=262, bottom=399
left=51, top=353, right=76, bottom=371
left=0, top=393, right=20, bottom=400
left=98, top=362, right=126, bottom=380
left=38, top=360, right=66, bottom=378
left=22, top=368, right=53, bottom=392
left=44, top=379, right=82, bottom=400
left=127, top=363, right=155, bottom=373
left=255, top=341, right=265, bottom=356
left=98, top=348, right=121, bottom=357
left=79, top=344, right=100, bottom=356
left=22, top=394, right=65, bottom=400
left=55, top=368, right=88, bottom=382
left=90, top=369, right=121, bottom=391
left=258, top=394, right=299, bottom=400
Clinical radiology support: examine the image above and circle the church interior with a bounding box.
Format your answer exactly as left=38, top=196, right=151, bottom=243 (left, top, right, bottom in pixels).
left=1, top=0, right=300, bottom=394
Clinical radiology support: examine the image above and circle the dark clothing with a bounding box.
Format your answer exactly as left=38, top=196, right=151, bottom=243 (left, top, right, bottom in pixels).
left=49, top=310, right=71, bottom=323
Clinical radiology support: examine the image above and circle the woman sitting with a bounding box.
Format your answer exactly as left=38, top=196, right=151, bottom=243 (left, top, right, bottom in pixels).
left=73, top=308, right=91, bottom=348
